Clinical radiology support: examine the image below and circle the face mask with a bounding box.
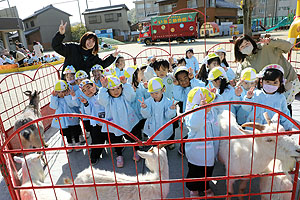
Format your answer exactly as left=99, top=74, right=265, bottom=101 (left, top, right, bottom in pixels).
left=263, top=84, right=278, bottom=94
left=67, top=79, right=75, bottom=84
left=240, top=45, right=253, bottom=55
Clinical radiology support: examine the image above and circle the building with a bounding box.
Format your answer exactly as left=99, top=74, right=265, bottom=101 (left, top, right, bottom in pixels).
left=20, top=4, right=71, bottom=51
left=155, top=0, right=240, bottom=24
left=252, top=0, right=297, bottom=18
left=134, top=0, right=159, bottom=22
left=83, top=4, right=131, bottom=41
left=0, top=6, right=27, bottom=51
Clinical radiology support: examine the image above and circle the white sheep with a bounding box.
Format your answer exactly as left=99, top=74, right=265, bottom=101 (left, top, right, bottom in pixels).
left=14, top=153, right=72, bottom=200
left=218, top=110, right=300, bottom=197
left=260, top=159, right=292, bottom=200
left=69, top=146, right=169, bottom=200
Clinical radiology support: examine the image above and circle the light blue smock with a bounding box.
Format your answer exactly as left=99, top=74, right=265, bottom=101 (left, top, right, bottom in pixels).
left=115, top=67, right=125, bottom=78
left=221, top=63, right=236, bottom=81
left=141, top=95, right=176, bottom=141
left=162, top=74, right=174, bottom=99
left=185, top=56, right=199, bottom=74
left=131, top=82, right=150, bottom=120
left=97, top=83, right=139, bottom=136
left=84, top=92, right=106, bottom=127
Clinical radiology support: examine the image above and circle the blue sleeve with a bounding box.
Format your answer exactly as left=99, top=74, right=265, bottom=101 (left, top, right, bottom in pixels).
left=123, top=83, right=136, bottom=102
left=84, top=103, right=92, bottom=115
left=64, top=95, right=77, bottom=107
left=97, top=87, right=110, bottom=106
left=185, top=108, right=205, bottom=130
left=279, top=96, right=293, bottom=130
left=226, top=67, right=236, bottom=81
left=173, top=85, right=185, bottom=102
left=190, top=78, right=205, bottom=88
left=140, top=99, right=152, bottom=118
left=194, top=57, right=199, bottom=72
left=50, top=96, right=59, bottom=110
left=165, top=100, right=177, bottom=119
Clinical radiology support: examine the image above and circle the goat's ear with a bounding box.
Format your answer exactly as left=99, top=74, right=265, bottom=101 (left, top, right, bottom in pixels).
left=23, top=91, right=32, bottom=97
left=38, top=91, right=41, bottom=95
left=14, top=156, right=24, bottom=164
left=241, top=122, right=265, bottom=131
left=238, top=127, right=253, bottom=134
left=137, top=150, right=153, bottom=159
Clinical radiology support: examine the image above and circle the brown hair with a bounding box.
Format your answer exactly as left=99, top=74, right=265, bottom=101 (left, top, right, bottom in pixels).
left=234, top=34, right=258, bottom=63
left=79, top=32, right=99, bottom=55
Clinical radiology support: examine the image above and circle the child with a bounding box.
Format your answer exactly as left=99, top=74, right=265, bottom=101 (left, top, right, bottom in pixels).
left=185, top=48, right=199, bottom=75
left=91, top=64, right=103, bottom=87
left=215, top=48, right=236, bottom=85
left=153, top=59, right=174, bottom=99
left=197, top=53, right=221, bottom=87
left=98, top=75, right=141, bottom=167
left=114, top=56, right=125, bottom=77
left=184, top=87, right=219, bottom=197
left=236, top=67, right=257, bottom=125
left=243, top=64, right=293, bottom=130
left=144, top=55, right=157, bottom=81
left=50, top=80, right=82, bottom=152
left=75, top=70, right=89, bottom=85
left=78, top=79, right=106, bottom=165
left=139, top=77, right=177, bottom=141
left=173, top=66, right=205, bottom=113
left=64, top=65, right=77, bottom=87
left=207, top=66, right=242, bottom=114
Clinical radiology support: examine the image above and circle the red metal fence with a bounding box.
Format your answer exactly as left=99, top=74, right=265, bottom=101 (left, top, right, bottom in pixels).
left=0, top=102, right=300, bottom=200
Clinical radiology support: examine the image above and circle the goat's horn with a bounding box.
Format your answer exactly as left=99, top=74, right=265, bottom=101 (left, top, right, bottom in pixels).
left=263, top=112, right=272, bottom=126
left=24, top=91, right=32, bottom=96
left=241, top=122, right=265, bottom=131
left=158, top=144, right=169, bottom=149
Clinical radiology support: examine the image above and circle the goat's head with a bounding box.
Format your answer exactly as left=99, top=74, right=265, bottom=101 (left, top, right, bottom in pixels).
left=242, top=112, right=300, bottom=171
left=14, top=153, right=45, bottom=183
left=24, top=90, right=41, bottom=109
left=137, top=145, right=168, bottom=174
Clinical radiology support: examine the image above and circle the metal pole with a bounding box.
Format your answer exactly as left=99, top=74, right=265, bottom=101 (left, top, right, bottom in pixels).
left=109, top=0, right=112, bottom=6
left=143, top=0, right=146, bottom=17
left=264, top=0, right=267, bottom=27
left=86, top=0, right=88, bottom=9
left=77, top=0, right=83, bottom=25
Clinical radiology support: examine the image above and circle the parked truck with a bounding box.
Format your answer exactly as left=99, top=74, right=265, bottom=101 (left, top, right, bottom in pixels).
left=138, top=12, right=198, bottom=45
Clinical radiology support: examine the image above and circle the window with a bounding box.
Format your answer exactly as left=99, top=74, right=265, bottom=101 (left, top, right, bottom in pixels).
left=25, top=22, right=29, bottom=29
left=30, top=20, right=34, bottom=27
left=117, top=13, right=121, bottom=17
left=105, top=13, right=118, bottom=22
left=136, top=4, right=144, bottom=9
left=260, top=0, right=266, bottom=3
left=88, top=15, right=101, bottom=24
left=259, top=8, right=264, bottom=13
left=161, top=5, right=172, bottom=13
left=145, top=3, right=152, bottom=8
left=187, top=0, right=198, bottom=8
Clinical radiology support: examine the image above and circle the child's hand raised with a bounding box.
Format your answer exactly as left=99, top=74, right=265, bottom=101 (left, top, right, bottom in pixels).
left=58, top=20, right=67, bottom=35
left=100, top=75, right=108, bottom=88
left=200, top=93, right=207, bottom=106
left=260, top=38, right=271, bottom=45
left=207, top=84, right=216, bottom=94
left=169, top=55, right=174, bottom=65
left=188, top=68, right=194, bottom=79
left=51, top=90, right=58, bottom=96
left=70, top=86, right=75, bottom=97
left=138, top=97, right=147, bottom=108
left=143, top=81, right=148, bottom=89
left=113, top=48, right=120, bottom=57
left=235, top=86, right=243, bottom=97
left=78, top=95, right=87, bottom=104
left=246, top=87, right=255, bottom=99
left=173, top=79, right=179, bottom=86
left=170, top=100, right=176, bottom=110
left=120, top=76, right=126, bottom=84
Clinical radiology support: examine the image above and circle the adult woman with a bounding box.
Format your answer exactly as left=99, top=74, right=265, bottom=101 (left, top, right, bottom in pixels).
left=52, top=20, right=118, bottom=77
left=33, top=41, right=44, bottom=62
left=234, top=34, right=300, bottom=114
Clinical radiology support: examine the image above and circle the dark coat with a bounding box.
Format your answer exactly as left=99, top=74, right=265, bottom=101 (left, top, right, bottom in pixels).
left=52, top=32, right=116, bottom=77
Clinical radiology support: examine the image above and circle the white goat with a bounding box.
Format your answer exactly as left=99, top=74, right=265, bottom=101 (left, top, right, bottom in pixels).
left=218, top=110, right=300, bottom=197
left=260, top=159, right=293, bottom=200
left=14, top=91, right=47, bottom=149
left=69, top=146, right=169, bottom=200
left=14, top=153, right=72, bottom=200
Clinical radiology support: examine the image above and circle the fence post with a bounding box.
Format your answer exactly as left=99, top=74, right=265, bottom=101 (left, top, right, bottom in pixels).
left=0, top=153, right=17, bottom=200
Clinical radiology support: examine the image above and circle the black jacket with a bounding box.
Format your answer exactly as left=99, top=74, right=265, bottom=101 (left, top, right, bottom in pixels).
left=52, top=32, right=116, bottom=77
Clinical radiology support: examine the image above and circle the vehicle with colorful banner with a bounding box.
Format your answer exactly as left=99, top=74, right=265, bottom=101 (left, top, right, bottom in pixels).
left=138, top=12, right=198, bottom=45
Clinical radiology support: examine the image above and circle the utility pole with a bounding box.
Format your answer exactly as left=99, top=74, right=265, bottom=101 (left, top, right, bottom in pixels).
left=109, top=0, right=112, bottom=6
left=143, top=0, right=146, bottom=17
left=86, top=0, right=88, bottom=9
left=77, top=0, right=83, bottom=25
left=264, top=0, right=267, bottom=27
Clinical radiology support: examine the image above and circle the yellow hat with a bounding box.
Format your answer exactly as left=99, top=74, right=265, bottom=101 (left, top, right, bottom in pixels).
left=79, top=79, right=94, bottom=89
left=148, top=77, right=164, bottom=93
left=107, top=76, right=121, bottom=89
left=215, top=47, right=226, bottom=54
left=200, top=53, right=219, bottom=65
left=186, top=87, right=216, bottom=110
left=174, top=66, right=189, bottom=77
left=124, top=65, right=138, bottom=78
left=207, top=66, right=228, bottom=81
left=63, top=65, right=76, bottom=74
left=241, top=67, right=257, bottom=82
left=103, top=66, right=117, bottom=76
left=75, top=70, right=88, bottom=80
left=91, top=64, right=103, bottom=72
left=54, top=80, right=68, bottom=91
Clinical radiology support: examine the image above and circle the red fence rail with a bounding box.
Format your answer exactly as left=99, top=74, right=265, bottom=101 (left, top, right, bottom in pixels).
left=1, top=102, right=300, bottom=200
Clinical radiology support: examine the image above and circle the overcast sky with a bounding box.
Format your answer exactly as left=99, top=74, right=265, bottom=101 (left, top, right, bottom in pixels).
left=0, top=0, right=135, bottom=24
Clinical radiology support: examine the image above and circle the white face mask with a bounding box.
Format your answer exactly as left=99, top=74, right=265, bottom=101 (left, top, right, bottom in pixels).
left=240, top=45, right=253, bottom=55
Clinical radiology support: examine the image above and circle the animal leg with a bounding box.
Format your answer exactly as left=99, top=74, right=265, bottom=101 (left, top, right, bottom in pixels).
left=238, top=180, right=247, bottom=200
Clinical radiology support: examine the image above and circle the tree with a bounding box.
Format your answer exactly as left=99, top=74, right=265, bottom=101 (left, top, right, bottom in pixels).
left=241, top=0, right=254, bottom=36
left=128, top=8, right=137, bottom=25
left=71, top=23, right=87, bottom=42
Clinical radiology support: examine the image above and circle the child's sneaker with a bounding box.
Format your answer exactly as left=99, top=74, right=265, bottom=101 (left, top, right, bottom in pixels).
left=116, top=156, right=124, bottom=168
left=133, top=152, right=140, bottom=162
left=67, top=142, right=74, bottom=153
left=79, top=134, right=86, bottom=144
left=74, top=142, right=82, bottom=152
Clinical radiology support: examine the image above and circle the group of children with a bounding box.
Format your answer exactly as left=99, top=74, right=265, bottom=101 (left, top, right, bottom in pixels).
left=50, top=47, right=293, bottom=197
left=0, top=53, right=59, bottom=66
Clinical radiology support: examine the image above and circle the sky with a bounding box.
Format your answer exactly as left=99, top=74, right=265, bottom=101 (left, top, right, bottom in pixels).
left=0, top=0, right=135, bottom=24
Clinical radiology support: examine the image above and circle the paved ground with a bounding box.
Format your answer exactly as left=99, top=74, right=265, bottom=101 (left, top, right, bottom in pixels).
left=1, top=30, right=300, bottom=200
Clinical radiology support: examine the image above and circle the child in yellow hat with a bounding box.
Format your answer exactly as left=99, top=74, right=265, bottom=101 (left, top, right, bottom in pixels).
left=90, top=64, right=103, bottom=87
left=184, top=87, right=219, bottom=198
left=139, top=77, right=177, bottom=142
left=50, top=80, right=82, bottom=153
